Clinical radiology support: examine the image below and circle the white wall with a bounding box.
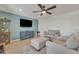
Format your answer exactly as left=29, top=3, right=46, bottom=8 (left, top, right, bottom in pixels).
left=38, top=11, right=79, bottom=36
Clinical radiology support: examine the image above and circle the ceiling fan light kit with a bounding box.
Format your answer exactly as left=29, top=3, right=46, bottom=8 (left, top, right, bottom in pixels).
left=41, top=11, right=46, bottom=14
left=32, top=4, right=56, bottom=16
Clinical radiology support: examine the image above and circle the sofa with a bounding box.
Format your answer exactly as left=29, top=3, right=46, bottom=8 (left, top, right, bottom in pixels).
left=46, top=41, right=79, bottom=54
left=44, top=30, right=60, bottom=41
left=46, top=32, right=79, bottom=54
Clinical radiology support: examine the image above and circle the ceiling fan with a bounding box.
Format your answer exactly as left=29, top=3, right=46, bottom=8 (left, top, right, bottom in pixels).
left=32, top=4, right=56, bottom=16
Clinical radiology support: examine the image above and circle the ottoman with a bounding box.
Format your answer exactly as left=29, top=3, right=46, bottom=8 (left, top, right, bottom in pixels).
left=31, top=37, right=48, bottom=50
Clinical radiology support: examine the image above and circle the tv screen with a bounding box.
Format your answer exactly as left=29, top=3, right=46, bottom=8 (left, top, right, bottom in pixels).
left=20, top=19, right=32, bottom=27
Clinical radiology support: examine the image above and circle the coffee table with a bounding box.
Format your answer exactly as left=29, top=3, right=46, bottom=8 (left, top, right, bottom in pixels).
left=31, top=37, right=48, bottom=50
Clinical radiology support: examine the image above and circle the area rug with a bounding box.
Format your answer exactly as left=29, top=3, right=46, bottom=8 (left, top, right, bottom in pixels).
left=22, top=45, right=47, bottom=54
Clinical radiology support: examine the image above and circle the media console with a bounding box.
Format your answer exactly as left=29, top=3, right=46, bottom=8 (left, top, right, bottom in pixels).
left=20, top=31, right=34, bottom=40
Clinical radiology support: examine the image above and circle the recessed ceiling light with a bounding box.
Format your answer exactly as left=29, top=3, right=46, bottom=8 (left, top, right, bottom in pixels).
left=19, top=9, right=22, bottom=12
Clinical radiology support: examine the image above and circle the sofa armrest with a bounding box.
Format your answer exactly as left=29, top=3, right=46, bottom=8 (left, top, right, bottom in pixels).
left=46, top=41, right=78, bottom=54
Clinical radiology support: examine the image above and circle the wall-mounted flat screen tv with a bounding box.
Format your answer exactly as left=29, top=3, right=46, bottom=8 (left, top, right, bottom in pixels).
left=20, top=19, right=32, bottom=27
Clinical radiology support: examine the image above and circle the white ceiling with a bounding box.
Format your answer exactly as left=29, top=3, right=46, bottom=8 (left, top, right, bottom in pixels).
left=0, top=4, right=79, bottom=19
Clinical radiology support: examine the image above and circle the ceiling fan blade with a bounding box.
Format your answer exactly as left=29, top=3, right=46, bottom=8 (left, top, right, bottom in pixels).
left=38, top=4, right=43, bottom=10
left=46, top=5, right=56, bottom=10
left=40, top=13, right=43, bottom=16
left=46, top=12, right=52, bottom=15
left=32, top=11, right=41, bottom=13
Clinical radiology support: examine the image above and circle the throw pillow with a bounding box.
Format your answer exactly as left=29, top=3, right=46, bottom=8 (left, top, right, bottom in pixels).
left=65, top=36, right=79, bottom=50
left=74, top=32, right=79, bottom=40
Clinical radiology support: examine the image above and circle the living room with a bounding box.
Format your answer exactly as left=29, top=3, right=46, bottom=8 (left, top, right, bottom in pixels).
left=0, top=4, right=79, bottom=54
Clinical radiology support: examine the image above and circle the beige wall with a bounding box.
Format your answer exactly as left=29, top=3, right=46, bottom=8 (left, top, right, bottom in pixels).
left=38, top=10, right=79, bottom=36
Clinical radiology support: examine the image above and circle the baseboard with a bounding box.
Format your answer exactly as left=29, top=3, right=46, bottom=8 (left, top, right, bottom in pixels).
left=10, top=39, right=20, bottom=43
